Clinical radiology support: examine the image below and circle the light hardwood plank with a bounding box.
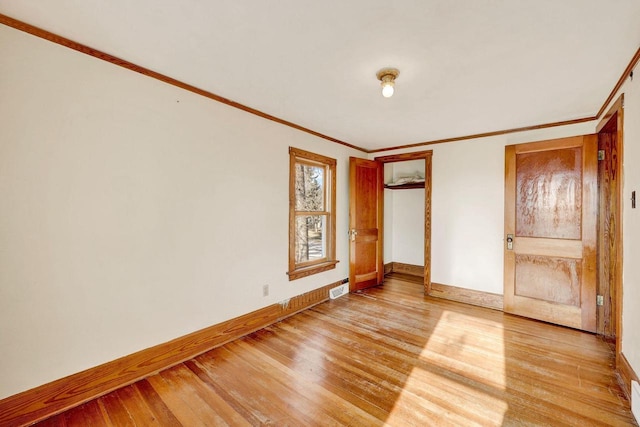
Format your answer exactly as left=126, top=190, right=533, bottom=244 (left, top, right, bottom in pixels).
left=32, top=276, right=635, bottom=426
left=97, top=392, right=134, bottom=426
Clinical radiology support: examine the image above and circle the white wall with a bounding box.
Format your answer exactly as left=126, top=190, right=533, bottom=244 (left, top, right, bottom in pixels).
left=0, top=26, right=361, bottom=399
left=390, top=189, right=425, bottom=266
left=372, top=123, right=596, bottom=294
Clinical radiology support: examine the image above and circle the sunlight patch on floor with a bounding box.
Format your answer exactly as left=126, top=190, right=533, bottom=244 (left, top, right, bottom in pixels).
left=388, top=310, right=508, bottom=425
left=385, top=365, right=509, bottom=426
left=422, top=310, right=507, bottom=385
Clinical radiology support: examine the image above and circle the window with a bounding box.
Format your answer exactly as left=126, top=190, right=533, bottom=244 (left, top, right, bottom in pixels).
left=288, top=147, right=337, bottom=280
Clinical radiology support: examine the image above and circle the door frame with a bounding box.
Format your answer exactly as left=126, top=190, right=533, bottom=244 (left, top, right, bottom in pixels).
left=596, top=94, right=624, bottom=356
left=374, top=150, right=433, bottom=294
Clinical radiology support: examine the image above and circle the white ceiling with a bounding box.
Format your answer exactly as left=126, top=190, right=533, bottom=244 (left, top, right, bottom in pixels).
left=2, top=1, right=639, bottom=151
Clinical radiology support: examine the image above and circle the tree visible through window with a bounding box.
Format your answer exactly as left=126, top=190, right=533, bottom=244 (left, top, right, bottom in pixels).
left=288, top=147, right=337, bottom=280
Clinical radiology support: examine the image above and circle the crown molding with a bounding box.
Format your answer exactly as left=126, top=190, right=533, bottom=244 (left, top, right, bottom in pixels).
left=1, top=13, right=638, bottom=154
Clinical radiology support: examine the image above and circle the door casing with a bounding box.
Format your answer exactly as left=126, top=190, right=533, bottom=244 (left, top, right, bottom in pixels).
left=374, top=151, right=433, bottom=294
left=596, top=95, right=624, bottom=353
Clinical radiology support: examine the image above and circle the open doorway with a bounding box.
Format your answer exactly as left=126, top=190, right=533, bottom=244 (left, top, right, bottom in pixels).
left=375, top=151, right=432, bottom=294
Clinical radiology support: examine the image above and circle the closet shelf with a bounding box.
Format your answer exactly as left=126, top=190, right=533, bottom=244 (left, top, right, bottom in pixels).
left=384, top=182, right=425, bottom=190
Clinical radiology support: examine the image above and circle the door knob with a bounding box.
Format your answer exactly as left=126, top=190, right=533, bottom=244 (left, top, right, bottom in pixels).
left=506, top=234, right=513, bottom=250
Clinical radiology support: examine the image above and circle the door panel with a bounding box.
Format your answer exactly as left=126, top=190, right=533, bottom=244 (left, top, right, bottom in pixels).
left=349, top=157, right=383, bottom=291
left=514, top=254, right=582, bottom=306
left=504, top=135, right=597, bottom=332
left=515, top=147, right=582, bottom=239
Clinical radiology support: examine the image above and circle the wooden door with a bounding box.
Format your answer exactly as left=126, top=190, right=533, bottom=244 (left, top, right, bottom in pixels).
left=504, top=135, right=597, bottom=332
left=349, top=157, right=383, bottom=291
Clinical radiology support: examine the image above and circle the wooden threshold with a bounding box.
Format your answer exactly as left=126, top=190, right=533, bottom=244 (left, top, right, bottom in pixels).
left=385, top=265, right=504, bottom=311
left=0, top=280, right=342, bottom=427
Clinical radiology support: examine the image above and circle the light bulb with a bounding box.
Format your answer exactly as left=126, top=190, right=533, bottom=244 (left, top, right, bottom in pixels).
left=376, top=68, right=399, bottom=98
left=382, top=82, right=394, bottom=98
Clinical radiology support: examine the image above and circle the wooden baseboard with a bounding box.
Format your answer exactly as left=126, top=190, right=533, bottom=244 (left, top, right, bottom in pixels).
left=429, top=282, right=503, bottom=311
left=384, top=263, right=503, bottom=311
left=387, top=262, right=424, bottom=277
left=0, top=281, right=341, bottom=427
left=617, top=352, right=640, bottom=401
left=384, top=262, right=393, bottom=275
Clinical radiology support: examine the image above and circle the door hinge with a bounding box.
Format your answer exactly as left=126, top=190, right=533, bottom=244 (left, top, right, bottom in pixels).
left=598, top=150, right=605, bottom=161
left=596, top=295, right=604, bottom=306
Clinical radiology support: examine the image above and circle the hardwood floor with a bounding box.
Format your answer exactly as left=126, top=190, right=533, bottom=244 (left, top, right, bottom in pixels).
left=34, top=275, right=636, bottom=426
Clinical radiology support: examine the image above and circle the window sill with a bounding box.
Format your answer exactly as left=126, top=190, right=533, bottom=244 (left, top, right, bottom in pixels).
left=288, top=260, right=339, bottom=281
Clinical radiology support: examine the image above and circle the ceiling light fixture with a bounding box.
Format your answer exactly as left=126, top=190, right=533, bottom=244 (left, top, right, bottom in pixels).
left=376, top=68, right=399, bottom=98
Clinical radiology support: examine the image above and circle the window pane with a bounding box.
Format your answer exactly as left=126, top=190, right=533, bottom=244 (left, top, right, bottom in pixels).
left=288, top=147, right=336, bottom=280
left=295, top=163, right=324, bottom=211
left=295, top=215, right=326, bottom=263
